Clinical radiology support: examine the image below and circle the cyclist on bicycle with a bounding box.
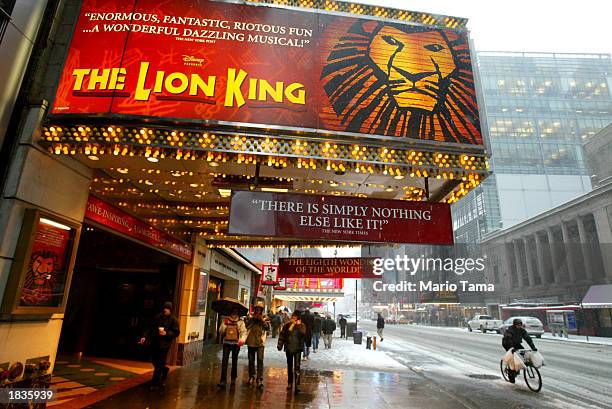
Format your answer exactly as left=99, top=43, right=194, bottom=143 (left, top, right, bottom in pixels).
left=502, top=318, right=537, bottom=383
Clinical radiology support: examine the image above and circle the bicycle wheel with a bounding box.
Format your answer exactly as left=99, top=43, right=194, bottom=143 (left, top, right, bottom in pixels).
left=500, top=360, right=511, bottom=382
left=523, top=365, right=542, bottom=392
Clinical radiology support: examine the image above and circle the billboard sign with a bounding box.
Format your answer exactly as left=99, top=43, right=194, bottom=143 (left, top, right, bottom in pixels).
left=52, top=0, right=482, bottom=146
left=228, top=191, right=454, bottom=245
left=278, top=257, right=378, bottom=279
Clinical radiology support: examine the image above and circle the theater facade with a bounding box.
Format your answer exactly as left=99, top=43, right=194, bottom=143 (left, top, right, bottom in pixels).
left=0, top=0, right=488, bottom=385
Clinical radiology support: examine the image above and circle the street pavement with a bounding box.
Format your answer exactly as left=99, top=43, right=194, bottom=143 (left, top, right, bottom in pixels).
left=86, top=324, right=612, bottom=408
left=360, top=321, right=612, bottom=409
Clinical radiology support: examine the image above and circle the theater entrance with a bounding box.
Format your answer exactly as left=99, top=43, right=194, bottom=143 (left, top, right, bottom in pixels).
left=58, top=225, right=180, bottom=361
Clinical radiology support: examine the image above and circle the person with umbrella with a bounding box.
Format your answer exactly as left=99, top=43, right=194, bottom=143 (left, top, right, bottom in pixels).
left=213, top=298, right=248, bottom=388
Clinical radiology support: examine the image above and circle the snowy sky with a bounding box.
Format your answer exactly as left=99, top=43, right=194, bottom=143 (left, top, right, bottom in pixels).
left=355, top=0, right=612, bottom=54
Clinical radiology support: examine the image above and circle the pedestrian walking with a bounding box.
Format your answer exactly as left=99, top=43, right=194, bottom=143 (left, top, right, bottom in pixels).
left=271, top=312, right=282, bottom=338
left=377, top=313, right=385, bottom=342
left=321, top=315, right=336, bottom=349
left=139, top=301, right=180, bottom=390
left=302, top=309, right=313, bottom=360
left=338, top=315, right=347, bottom=339
left=311, top=312, right=322, bottom=352
left=278, top=311, right=306, bottom=393
left=218, top=308, right=247, bottom=388
left=281, top=310, right=290, bottom=325
left=245, top=300, right=270, bottom=388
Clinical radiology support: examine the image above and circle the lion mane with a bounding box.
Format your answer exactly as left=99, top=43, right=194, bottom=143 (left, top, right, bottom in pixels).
left=321, top=21, right=481, bottom=145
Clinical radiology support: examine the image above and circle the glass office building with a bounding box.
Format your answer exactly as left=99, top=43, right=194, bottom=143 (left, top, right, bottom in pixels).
left=453, top=51, right=612, bottom=243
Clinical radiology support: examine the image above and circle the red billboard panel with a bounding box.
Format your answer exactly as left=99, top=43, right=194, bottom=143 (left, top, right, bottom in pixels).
left=52, top=0, right=481, bottom=146
left=228, top=191, right=453, bottom=245
left=278, top=257, right=378, bottom=279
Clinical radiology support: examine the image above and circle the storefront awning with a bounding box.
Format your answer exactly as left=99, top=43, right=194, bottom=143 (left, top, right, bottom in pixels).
left=581, top=284, right=612, bottom=308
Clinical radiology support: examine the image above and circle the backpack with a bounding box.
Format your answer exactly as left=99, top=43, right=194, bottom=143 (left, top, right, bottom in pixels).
left=225, top=322, right=239, bottom=342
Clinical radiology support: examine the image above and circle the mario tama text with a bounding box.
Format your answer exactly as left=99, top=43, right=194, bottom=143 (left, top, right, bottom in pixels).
left=372, top=280, right=495, bottom=293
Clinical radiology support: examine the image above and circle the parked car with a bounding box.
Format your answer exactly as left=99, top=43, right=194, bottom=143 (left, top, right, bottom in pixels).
left=467, top=314, right=503, bottom=333
left=496, top=316, right=544, bottom=338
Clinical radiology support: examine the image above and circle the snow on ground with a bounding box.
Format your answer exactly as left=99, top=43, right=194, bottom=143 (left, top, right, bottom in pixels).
left=298, top=337, right=406, bottom=371
left=215, top=333, right=406, bottom=372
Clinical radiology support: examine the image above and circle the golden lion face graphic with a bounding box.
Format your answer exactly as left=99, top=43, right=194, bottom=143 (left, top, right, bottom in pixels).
left=31, top=254, right=55, bottom=286
left=21, top=250, right=59, bottom=306
left=321, top=21, right=481, bottom=145
left=368, top=27, right=455, bottom=111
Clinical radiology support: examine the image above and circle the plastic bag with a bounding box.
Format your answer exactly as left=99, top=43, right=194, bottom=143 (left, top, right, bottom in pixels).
left=503, top=349, right=513, bottom=364
left=513, top=352, right=525, bottom=371
left=529, top=351, right=544, bottom=368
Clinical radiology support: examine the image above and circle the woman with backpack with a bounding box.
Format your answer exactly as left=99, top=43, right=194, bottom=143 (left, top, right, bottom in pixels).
left=218, top=307, right=247, bottom=388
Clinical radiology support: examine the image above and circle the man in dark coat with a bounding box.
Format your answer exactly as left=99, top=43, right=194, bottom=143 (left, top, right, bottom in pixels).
left=338, top=315, right=348, bottom=339
left=301, top=309, right=314, bottom=360
left=376, top=313, right=385, bottom=342
left=321, top=315, right=336, bottom=349
left=502, top=318, right=538, bottom=383
left=270, top=312, right=282, bottom=338
left=139, top=302, right=180, bottom=389
left=311, top=312, right=322, bottom=352
left=278, top=311, right=306, bottom=393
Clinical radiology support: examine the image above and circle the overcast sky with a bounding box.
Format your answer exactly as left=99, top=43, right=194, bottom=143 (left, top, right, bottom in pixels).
left=355, top=0, right=612, bottom=55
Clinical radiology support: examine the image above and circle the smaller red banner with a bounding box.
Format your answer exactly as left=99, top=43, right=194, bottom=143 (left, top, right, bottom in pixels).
left=85, top=195, right=193, bottom=262
left=278, top=257, right=378, bottom=279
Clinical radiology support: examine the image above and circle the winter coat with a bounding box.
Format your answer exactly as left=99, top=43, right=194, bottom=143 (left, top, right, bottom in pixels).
left=502, top=325, right=536, bottom=351
left=245, top=315, right=271, bottom=347
left=377, top=316, right=385, bottom=329
left=338, top=317, right=347, bottom=328
left=302, top=312, right=314, bottom=347
left=322, top=318, right=336, bottom=335
left=312, top=316, right=322, bottom=333
left=271, top=313, right=282, bottom=327
left=219, top=316, right=248, bottom=345
left=146, top=313, right=180, bottom=349
left=278, top=321, right=306, bottom=353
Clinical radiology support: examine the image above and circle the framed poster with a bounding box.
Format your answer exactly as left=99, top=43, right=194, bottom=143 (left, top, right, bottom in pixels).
left=261, top=264, right=279, bottom=286
left=1, top=209, right=81, bottom=316
left=191, top=269, right=209, bottom=314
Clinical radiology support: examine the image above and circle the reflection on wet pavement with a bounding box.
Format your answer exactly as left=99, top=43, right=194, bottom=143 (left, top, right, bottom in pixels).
left=88, top=343, right=468, bottom=409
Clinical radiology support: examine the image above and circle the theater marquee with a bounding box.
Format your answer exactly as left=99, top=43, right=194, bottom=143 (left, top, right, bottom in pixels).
left=52, top=0, right=482, bottom=146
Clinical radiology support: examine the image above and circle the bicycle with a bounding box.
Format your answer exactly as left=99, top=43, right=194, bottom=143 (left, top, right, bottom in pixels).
left=500, top=349, right=542, bottom=392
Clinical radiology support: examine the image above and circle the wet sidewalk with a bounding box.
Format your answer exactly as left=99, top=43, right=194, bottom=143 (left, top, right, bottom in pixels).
left=87, top=337, right=471, bottom=409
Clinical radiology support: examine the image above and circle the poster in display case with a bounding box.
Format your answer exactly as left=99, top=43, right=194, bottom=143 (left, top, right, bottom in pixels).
left=1, top=209, right=81, bottom=316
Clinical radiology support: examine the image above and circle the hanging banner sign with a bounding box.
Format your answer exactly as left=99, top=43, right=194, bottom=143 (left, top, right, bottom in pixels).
left=278, top=257, right=378, bottom=279
left=51, top=0, right=482, bottom=146
left=261, top=263, right=279, bottom=285
left=273, top=277, right=287, bottom=291
left=84, top=195, right=193, bottom=262
left=228, top=191, right=454, bottom=245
